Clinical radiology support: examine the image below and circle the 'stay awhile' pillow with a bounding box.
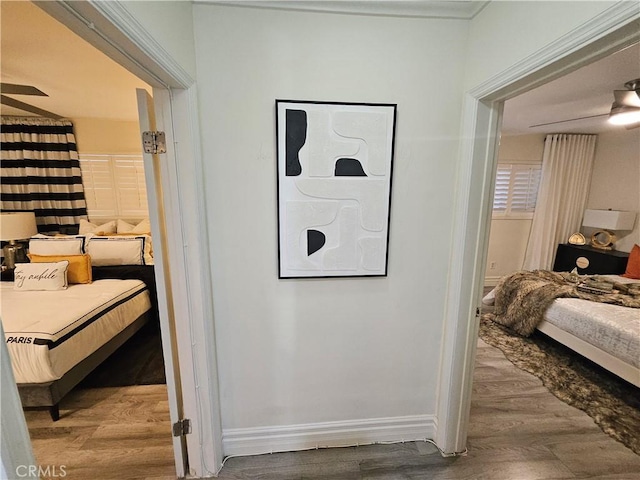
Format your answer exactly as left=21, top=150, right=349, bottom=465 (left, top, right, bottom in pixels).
left=14, top=261, right=69, bottom=291
left=86, top=235, right=153, bottom=266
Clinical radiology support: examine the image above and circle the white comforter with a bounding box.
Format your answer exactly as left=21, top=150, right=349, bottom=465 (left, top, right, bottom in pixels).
left=483, top=274, right=640, bottom=370
left=1, top=279, right=151, bottom=383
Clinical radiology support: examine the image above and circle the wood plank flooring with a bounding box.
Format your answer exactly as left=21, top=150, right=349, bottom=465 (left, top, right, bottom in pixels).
left=25, top=340, right=639, bottom=480
left=24, top=385, right=176, bottom=480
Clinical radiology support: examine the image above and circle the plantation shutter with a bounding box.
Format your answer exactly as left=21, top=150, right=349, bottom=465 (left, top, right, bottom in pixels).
left=492, top=163, right=542, bottom=218
left=79, top=154, right=148, bottom=219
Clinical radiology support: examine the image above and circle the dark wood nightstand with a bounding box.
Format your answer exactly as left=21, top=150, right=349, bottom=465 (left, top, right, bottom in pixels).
left=553, top=243, right=629, bottom=275
left=1, top=268, right=15, bottom=282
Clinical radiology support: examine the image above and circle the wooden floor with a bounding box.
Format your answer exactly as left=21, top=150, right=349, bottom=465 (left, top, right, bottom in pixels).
left=25, top=385, right=176, bottom=480
left=26, top=340, right=640, bottom=480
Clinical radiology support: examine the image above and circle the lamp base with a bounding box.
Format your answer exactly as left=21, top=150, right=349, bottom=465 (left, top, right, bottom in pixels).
left=590, top=229, right=616, bottom=251
left=2, top=241, right=28, bottom=270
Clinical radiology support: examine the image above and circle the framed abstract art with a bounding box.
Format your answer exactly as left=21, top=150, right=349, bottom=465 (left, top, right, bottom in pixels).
left=276, top=100, right=397, bottom=278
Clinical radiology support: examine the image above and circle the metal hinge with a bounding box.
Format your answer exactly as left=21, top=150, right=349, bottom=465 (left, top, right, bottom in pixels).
left=172, top=418, right=192, bottom=437
left=142, top=131, right=167, bottom=154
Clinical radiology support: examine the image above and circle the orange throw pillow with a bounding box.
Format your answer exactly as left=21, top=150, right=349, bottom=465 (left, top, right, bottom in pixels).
left=622, top=244, right=640, bottom=280
left=28, top=254, right=92, bottom=284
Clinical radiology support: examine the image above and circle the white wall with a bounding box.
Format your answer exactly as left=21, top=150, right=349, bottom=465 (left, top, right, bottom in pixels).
left=73, top=117, right=142, bottom=154
left=485, top=134, right=545, bottom=284
left=120, top=0, right=197, bottom=80
left=584, top=128, right=640, bottom=252
left=193, top=4, right=469, bottom=432
left=465, top=1, right=619, bottom=89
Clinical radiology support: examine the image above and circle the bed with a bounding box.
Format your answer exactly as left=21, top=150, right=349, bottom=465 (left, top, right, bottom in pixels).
left=482, top=273, right=640, bottom=388
left=2, top=221, right=159, bottom=420
left=1, top=274, right=154, bottom=420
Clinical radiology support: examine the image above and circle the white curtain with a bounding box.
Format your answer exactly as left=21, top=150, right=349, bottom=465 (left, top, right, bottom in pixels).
left=523, top=134, right=597, bottom=271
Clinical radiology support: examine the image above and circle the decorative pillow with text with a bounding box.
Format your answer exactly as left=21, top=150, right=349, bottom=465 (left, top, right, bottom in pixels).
left=14, top=261, right=69, bottom=291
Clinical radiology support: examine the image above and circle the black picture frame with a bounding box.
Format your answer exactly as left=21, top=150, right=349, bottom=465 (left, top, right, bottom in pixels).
left=276, top=99, right=397, bottom=279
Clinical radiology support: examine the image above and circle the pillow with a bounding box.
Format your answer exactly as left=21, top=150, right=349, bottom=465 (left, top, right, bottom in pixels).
left=28, top=254, right=92, bottom=284
left=29, top=234, right=86, bottom=255
left=79, top=219, right=116, bottom=235
left=14, top=261, right=69, bottom=291
left=86, top=235, right=153, bottom=266
left=622, top=244, right=640, bottom=280
left=117, top=218, right=151, bottom=234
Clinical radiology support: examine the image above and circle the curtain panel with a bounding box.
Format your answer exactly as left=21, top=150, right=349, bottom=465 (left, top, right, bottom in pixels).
left=1, top=117, right=88, bottom=234
left=523, top=133, right=597, bottom=271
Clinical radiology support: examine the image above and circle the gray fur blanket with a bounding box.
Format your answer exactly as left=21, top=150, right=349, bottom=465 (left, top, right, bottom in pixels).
left=487, top=270, right=640, bottom=336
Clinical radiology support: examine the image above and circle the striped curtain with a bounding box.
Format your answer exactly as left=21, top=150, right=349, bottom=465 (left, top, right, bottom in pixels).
left=1, top=117, right=88, bottom=234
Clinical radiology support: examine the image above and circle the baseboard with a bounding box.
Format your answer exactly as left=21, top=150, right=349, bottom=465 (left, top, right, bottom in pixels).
left=222, top=414, right=437, bottom=456
left=483, top=276, right=501, bottom=287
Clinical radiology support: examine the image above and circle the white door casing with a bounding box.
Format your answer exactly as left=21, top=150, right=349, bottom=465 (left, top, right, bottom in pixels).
left=137, top=88, right=188, bottom=477
left=436, top=3, right=640, bottom=454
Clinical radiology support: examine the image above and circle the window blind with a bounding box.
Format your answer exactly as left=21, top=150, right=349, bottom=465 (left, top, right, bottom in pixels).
left=493, top=163, right=542, bottom=218
left=79, top=154, right=148, bottom=219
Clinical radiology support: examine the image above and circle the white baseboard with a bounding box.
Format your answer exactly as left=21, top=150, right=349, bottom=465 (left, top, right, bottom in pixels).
left=483, top=276, right=501, bottom=287
left=222, top=414, right=437, bottom=456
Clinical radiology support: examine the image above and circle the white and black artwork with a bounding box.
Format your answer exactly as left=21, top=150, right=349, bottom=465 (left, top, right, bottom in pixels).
left=276, top=100, right=396, bottom=278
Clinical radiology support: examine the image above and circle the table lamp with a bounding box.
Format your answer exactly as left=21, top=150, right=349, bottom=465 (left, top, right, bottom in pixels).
left=1, top=212, right=38, bottom=270
left=582, top=209, right=636, bottom=250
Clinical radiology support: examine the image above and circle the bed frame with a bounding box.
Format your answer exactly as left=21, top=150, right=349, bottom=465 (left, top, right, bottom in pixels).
left=537, top=320, right=640, bottom=388
left=16, top=311, right=150, bottom=421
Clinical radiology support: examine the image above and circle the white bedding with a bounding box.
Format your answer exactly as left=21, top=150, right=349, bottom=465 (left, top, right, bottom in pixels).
left=1, top=279, right=151, bottom=383
left=482, top=274, right=640, bottom=379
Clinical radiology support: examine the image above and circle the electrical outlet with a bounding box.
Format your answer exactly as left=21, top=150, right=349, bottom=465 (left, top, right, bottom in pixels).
left=490, top=262, right=497, bottom=270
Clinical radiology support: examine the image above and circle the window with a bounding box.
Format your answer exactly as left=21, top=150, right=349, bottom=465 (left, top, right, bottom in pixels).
left=492, top=163, right=542, bottom=218
left=79, top=154, right=148, bottom=219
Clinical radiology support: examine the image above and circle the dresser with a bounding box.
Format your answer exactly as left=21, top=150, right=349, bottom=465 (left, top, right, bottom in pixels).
left=553, top=243, right=629, bottom=275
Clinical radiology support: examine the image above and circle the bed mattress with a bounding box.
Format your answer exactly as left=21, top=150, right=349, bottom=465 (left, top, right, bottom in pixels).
left=1, top=279, right=151, bottom=383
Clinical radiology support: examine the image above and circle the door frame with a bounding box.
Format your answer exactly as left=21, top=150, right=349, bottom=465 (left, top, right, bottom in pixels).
left=435, top=3, right=640, bottom=454
left=33, top=1, right=224, bottom=476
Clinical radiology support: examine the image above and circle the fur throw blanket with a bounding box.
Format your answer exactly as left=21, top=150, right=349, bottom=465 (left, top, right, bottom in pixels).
left=487, top=270, right=640, bottom=336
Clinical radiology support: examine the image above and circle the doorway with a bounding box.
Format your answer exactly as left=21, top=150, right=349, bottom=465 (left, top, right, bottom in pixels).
left=436, top=15, right=640, bottom=454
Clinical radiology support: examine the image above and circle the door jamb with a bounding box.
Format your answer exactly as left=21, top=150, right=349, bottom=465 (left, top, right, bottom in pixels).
left=33, top=1, right=224, bottom=476
left=436, top=4, right=640, bottom=454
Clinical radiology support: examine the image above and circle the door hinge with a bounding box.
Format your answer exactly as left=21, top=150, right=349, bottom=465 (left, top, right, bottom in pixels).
left=142, top=131, right=167, bottom=154
left=172, top=418, right=192, bottom=437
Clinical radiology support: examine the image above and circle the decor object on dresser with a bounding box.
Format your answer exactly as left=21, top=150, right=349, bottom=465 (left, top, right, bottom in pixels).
left=0, top=212, right=38, bottom=270
left=568, top=232, right=586, bottom=245
left=553, top=243, right=630, bottom=275
left=582, top=209, right=636, bottom=250
left=276, top=100, right=396, bottom=278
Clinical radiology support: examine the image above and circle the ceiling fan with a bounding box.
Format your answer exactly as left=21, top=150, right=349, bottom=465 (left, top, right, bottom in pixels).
left=0, top=83, right=62, bottom=119
left=530, top=78, right=640, bottom=130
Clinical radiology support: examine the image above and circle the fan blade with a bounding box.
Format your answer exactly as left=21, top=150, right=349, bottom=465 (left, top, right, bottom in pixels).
left=529, top=113, right=608, bottom=128
left=0, top=95, right=62, bottom=119
left=613, top=89, right=640, bottom=107
left=0, top=83, right=48, bottom=96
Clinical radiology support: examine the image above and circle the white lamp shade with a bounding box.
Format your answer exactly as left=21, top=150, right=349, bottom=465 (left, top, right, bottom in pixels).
left=582, top=209, right=636, bottom=230
left=0, top=212, right=38, bottom=241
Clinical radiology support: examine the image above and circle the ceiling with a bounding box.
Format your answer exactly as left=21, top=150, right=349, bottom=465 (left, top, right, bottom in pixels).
left=502, top=43, right=640, bottom=135
left=0, top=1, right=149, bottom=121
left=1, top=1, right=638, bottom=134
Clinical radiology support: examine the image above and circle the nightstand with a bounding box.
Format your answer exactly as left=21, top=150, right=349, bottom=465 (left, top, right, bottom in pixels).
left=553, top=243, right=629, bottom=275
